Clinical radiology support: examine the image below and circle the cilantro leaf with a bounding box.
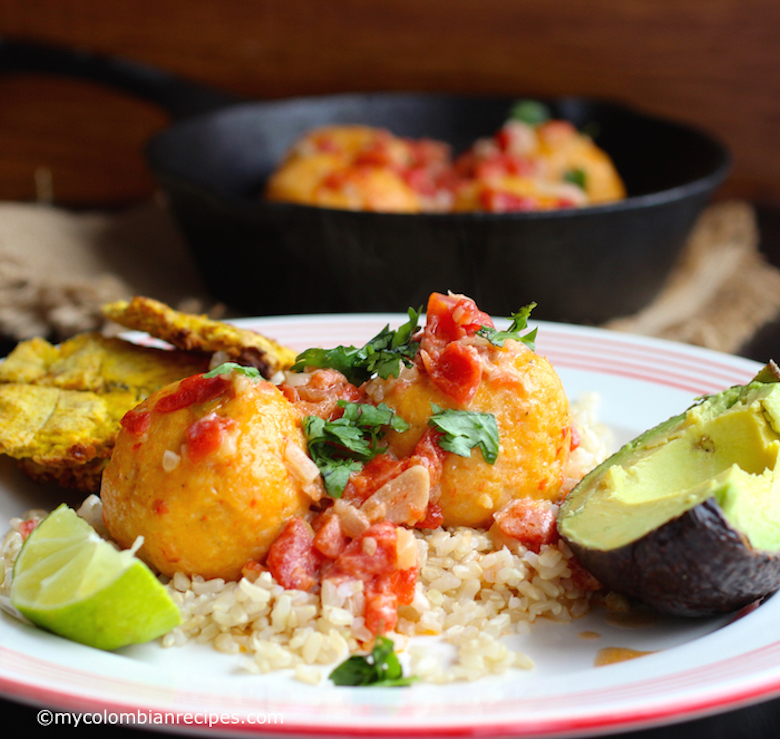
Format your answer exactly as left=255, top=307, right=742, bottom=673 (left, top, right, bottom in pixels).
left=477, top=303, right=537, bottom=349
left=428, top=404, right=499, bottom=464
left=291, top=307, right=422, bottom=385
left=291, top=345, right=361, bottom=382
left=329, top=636, right=417, bottom=687
left=563, top=168, right=587, bottom=190
left=203, top=362, right=261, bottom=380
left=340, top=401, right=410, bottom=434
left=303, top=402, right=410, bottom=498
left=510, top=99, right=551, bottom=126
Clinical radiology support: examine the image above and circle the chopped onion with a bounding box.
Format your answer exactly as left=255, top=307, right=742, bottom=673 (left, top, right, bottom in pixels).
left=162, top=449, right=181, bottom=472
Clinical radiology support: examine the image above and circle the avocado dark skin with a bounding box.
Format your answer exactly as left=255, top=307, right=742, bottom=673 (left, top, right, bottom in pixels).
left=566, top=497, right=780, bottom=617
left=558, top=368, right=780, bottom=618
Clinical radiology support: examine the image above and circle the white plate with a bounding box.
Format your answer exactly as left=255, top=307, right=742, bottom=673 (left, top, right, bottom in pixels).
left=1, top=315, right=777, bottom=738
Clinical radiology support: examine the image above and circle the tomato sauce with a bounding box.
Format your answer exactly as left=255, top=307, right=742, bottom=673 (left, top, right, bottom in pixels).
left=266, top=517, right=324, bottom=592
left=280, top=369, right=360, bottom=420
left=325, top=522, right=416, bottom=636
left=418, top=292, right=492, bottom=404
left=342, top=454, right=407, bottom=505
left=120, top=408, right=151, bottom=437
left=492, top=499, right=559, bottom=553
left=154, top=373, right=232, bottom=413
left=185, top=413, right=237, bottom=463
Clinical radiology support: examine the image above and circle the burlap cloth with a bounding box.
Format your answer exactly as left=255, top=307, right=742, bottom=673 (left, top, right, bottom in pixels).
left=0, top=197, right=777, bottom=355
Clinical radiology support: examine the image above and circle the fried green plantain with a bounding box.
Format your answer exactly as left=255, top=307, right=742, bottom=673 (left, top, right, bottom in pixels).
left=0, top=383, right=141, bottom=492
left=0, top=332, right=208, bottom=398
left=0, top=330, right=209, bottom=491
left=101, top=296, right=296, bottom=378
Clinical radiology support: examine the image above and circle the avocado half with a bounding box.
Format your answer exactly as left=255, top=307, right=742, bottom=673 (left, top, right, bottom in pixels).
left=558, top=364, right=780, bottom=617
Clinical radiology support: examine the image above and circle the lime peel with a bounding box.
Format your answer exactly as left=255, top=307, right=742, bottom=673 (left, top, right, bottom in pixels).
left=10, top=504, right=181, bottom=650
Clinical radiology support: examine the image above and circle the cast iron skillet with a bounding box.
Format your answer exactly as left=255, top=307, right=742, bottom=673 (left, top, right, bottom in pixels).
left=0, top=39, right=730, bottom=324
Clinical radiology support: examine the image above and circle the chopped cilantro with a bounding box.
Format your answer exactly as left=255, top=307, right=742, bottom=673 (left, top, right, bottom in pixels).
left=303, top=401, right=410, bottom=498
left=477, top=303, right=537, bottom=349
left=203, top=362, right=261, bottom=380
left=329, top=636, right=417, bottom=687
left=510, top=99, right=551, bottom=126
left=563, top=168, right=588, bottom=190
left=428, top=405, right=499, bottom=464
left=292, top=307, right=422, bottom=385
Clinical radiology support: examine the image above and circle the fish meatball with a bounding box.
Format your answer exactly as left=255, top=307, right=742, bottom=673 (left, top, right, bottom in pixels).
left=101, top=369, right=313, bottom=580
left=380, top=341, right=571, bottom=528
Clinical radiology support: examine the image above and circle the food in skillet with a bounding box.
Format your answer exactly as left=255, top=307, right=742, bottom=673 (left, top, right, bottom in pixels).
left=265, top=101, right=626, bottom=213
left=0, top=298, right=296, bottom=492
left=452, top=104, right=626, bottom=211
left=265, top=124, right=454, bottom=212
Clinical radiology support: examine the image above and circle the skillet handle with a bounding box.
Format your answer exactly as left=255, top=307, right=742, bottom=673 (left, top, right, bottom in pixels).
left=0, top=38, right=244, bottom=120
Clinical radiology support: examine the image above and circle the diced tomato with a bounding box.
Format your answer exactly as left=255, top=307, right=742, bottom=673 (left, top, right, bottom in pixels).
left=328, top=521, right=398, bottom=581
left=423, top=292, right=494, bottom=350
left=321, top=169, right=352, bottom=191
left=401, top=166, right=437, bottom=197
left=155, top=373, right=232, bottom=413
left=436, top=166, right=466, bottom=194
left=266, top=517, right=323, bottom=592
left=479, top=187, right=538, bottom=213
left=492, top=498, right=559, bottom=553
left=389, top=567, right=417, bottom=606
left=419, top=293, right=490, bottom=404
left=342, top=453, right=405, bottom=504
left=494, top=128, right=512, bottom=152
left=325, top=522, right=416, bottom=637
left=409, top=428, right=447, bottom=487
left=354, top=142, right=396, bottom=168
left=416, top=502, right=444, bottom=530
left=185, top=413, right=237, bottom=463
left=18, top=518, right=39, bottom=541
left=425, top=341, right=482, bottom=405
left=474, top=158, right=507, bottom=180
left=405, top=138, right=451, bottom=168
left=474, top=153, right=535, bottom=180
left=453, top=148, right=480, bottom=178
left=313, top=513, right=348, bottom=559
left=280, top=368, right=360, bottom=420
left=569, top=425, right=581, bottom=451
left=363, top=567, right=418, bottom=635
left=120, top=408, right=151, bottom=437
left=364, top=584, right=399, bottom=635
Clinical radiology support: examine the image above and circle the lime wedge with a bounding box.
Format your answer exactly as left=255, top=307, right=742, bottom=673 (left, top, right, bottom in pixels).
left=10, top=504, right=181, bottom=650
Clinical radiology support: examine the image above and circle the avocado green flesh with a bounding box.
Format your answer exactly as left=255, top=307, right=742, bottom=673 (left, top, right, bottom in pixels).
left=559, top=381, right=780, bottom=553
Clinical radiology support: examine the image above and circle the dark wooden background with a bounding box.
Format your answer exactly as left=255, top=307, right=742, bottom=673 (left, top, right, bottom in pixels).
left=0, top=0, right=778, bottom=207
